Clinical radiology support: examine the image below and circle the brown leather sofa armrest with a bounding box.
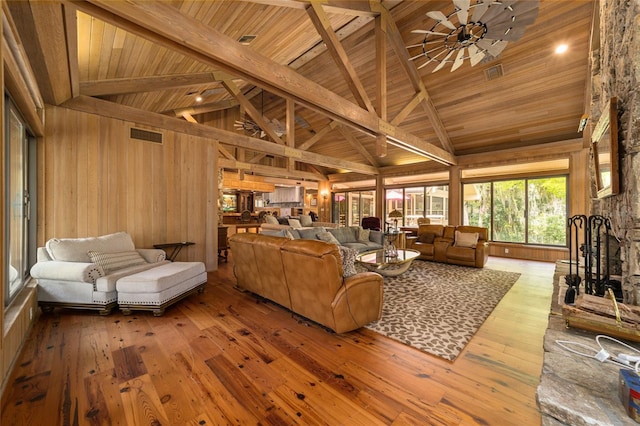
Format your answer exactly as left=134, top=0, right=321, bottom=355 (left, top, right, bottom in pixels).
left=475, top=241, right=490, bottom=268
left=405, top=235, right=418, bottom=249
left=332, top=272, right=384, bottom=333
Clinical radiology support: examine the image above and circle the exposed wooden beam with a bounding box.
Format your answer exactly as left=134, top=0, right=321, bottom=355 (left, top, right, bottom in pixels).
left=171, top=98, right=240, bottom=117
left=391, top=91, right=424, bottom=126
left=63, top=3, right=80, bottom=98
left=80, top=71, right=237, bottom=97
left=63, top=95, right=379, bottom=176
left=381, top=5, right=455, bottom=154
left=181, top=112, right=198, bottom=123
left=337, top=125, right=379, bottom=167
left=7, top=0, right=71, bottom=105
left=221, top=78, right=285, bottom=145
left=307, top=1, right=375, bottom=113
left=219, top=159, right=328, bottom=182
left=78, top=0, right=455, bottom=165
left=297, top=121, right=339, bottom=151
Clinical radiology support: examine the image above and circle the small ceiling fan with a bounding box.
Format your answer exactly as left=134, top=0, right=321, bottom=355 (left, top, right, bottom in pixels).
left=407, top=0, right=539, bottom=72
left=233, top=117, right=286, bottom=139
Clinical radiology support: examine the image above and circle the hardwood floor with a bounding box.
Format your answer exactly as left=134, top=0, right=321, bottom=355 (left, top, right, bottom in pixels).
left=1, top=255, right=554, bottom=425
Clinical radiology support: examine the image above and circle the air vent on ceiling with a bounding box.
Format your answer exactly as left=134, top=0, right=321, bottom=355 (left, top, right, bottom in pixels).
left=238, top=34, right=257, bottom=45
left=130, top=127, right=163, bottom=144
left=484, top=64, right=504, bottom=81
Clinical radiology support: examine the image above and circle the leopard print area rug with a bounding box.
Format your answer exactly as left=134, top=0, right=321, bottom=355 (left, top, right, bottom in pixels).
left=362, top=260, right=521, bottom=361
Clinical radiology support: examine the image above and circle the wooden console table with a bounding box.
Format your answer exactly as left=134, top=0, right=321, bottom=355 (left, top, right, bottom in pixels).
left=153, top=241, right=195, bottom=261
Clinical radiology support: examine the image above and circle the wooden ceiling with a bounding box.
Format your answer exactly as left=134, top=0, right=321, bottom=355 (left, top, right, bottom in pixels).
left=8, top=0, right=595, bottom=182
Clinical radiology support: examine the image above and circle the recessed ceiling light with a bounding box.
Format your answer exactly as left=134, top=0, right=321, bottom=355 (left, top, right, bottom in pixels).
left=195, top=95, right=203, bottom=103
left=555, top=44, right=568, bottom=54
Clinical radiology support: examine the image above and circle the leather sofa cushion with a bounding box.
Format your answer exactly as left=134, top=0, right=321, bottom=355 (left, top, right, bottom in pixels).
left=414, top=243, right=435, bottom=256
left=417, top=232, right=436, bottom=244
left=446, top=246, right=476, bottom=262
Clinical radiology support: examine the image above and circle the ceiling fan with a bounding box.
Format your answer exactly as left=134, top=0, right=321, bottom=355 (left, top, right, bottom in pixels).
left=407, top=0, right=539, bottom=72
left=233, top=117, right=286, bottom=139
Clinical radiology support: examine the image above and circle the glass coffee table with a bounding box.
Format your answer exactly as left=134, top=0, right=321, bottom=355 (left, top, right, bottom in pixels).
left=356, top=249, right=420, bottom=277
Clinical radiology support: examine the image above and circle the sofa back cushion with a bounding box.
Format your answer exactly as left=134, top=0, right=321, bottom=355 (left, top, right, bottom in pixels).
left=328, top=226, right=357, bottom=244
left=229, top=233, right=288, bottom=301
left=299, top=214, right=313, bottom=227
left=280, top=239, right=343, bottom=329
left=46, top=232, right=136, bottom=263
left=417, top=224, right=445, bottom=239
left=264, top=215, right=279, bottom=225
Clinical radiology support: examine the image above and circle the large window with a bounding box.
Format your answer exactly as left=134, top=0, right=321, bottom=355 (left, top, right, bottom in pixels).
left=333, top=190, right=376, bottom=227
left=5, top=97, right=34, bottom=305
left=463, top=176, right=567, bottom=246
left=385, top=186, right=449, bottom=227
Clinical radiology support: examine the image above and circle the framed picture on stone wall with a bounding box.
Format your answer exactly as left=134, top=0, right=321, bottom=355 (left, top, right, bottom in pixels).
left=592, top=97, right=619, bottom=198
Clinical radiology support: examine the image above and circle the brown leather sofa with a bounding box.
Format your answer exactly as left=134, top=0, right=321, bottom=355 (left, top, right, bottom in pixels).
left=406, top=224, right=489, bottom=268
left=228, top=233, right=383, bottom=333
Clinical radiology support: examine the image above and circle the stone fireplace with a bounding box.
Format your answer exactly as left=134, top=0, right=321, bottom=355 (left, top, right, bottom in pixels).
left=590, top=0, right=640, bottom=307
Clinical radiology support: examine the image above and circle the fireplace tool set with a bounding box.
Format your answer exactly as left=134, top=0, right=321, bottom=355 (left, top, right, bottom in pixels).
left=565, top=214, right=621, bottom=304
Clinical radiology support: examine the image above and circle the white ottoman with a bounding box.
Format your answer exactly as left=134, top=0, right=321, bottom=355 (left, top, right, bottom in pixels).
left=116, top=262, right=207, bottom=316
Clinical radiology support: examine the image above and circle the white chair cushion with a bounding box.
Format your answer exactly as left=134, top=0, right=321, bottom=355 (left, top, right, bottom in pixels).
left=116, top=262, right=206, bottom=293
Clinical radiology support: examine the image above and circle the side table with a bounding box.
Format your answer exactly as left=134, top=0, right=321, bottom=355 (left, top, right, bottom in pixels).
left=153, top=241, right=195, bottom=261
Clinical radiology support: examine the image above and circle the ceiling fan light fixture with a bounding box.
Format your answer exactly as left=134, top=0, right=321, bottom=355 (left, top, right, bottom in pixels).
left=407, top=0, right=539, bottom=73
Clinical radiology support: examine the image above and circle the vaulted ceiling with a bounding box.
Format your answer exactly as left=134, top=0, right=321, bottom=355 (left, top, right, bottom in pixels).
left=8, top=0, right=595, bottom=182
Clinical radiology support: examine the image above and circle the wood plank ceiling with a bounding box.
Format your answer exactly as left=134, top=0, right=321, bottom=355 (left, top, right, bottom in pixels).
left=9, top=0, right=594, bottom=182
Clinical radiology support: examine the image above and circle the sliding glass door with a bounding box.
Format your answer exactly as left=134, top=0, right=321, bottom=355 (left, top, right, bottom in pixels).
left=5, top=98, right=33, bottom=305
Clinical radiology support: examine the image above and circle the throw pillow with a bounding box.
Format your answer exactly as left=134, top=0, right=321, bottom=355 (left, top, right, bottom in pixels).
left=418, top=232, right=436, bottom=244
left=358, top=228, right=370, bottom=242
left=288, top=218, right=302, bottom=229
left=299, top=214, right=313, bottom=227
left=317, top=231, right=340, bottom=245
left=264, top=215, right=279, bottom=225
left=338, top=246, right=358, bottom=277
left=454, top=231, right=479, bottom=248
left=87, top=250, right=147, bottom=275
left=285, top=230, right=296, bottom=240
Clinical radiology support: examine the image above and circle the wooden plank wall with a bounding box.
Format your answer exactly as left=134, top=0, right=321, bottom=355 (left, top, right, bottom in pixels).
left=41, top=105, right=219, bottom=270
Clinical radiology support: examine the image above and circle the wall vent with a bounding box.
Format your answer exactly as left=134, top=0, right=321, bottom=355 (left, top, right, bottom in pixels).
left=238, top=35, right=257, bottom=45
left=130, top=127, right=163, bottom=144
left=484, top=63, right=504, bottom=81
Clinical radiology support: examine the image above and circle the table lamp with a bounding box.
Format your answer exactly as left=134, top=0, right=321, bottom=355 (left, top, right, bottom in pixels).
left=389, top=209, right=403, bottom=231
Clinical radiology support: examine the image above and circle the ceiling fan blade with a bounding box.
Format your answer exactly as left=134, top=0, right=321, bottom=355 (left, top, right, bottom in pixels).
left=427, top=11, right=457, bottom=30
left=451, top=48, right=466, bottom=72
left=416, top=48, right=449, bottom=69
left=480, top=0, right=517, bottom=24
left=454, top=0, right=471, bottom=25
left=433, top=50, right=456, bottom=72
left=485, top=25, right=526, bottom=41
left=412, top=29, right=450, bottom=36
left=468, top=44, right=486, bottom=66
left=490, top=8, right=540, bottom=28
left=486, top=40, right=509, bottom=57
left=471, top=1, right=490, bottom=22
